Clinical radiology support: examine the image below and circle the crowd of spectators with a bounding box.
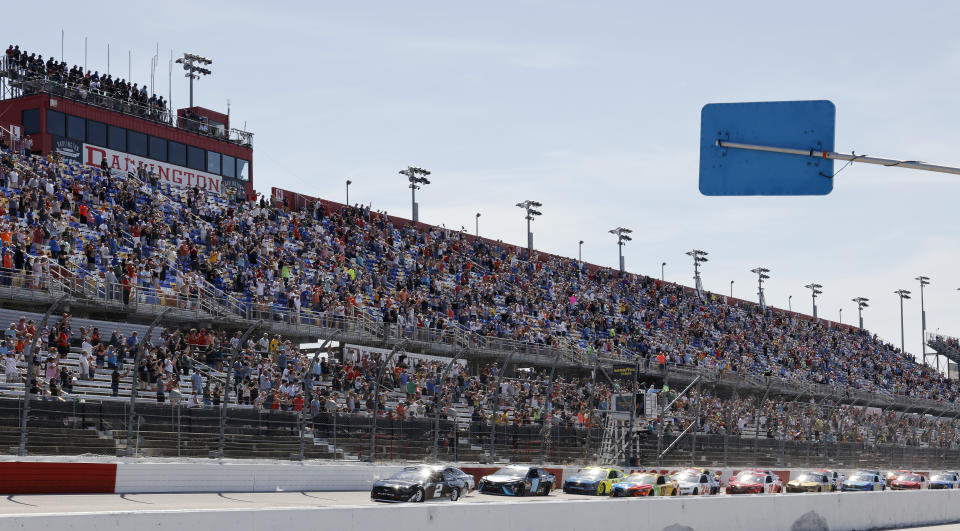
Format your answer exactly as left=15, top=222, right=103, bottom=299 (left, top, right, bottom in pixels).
left=5, top=44, right=168, bottom=123
left=1, top=147, right=960, bottom=450
left=4, top=306, right=960, bottom=450
left=2, top=145, right=960, bottom=406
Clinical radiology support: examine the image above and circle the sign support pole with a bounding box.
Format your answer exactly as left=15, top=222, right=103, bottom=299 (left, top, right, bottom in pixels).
left=716, top=140, right=960, bottom=176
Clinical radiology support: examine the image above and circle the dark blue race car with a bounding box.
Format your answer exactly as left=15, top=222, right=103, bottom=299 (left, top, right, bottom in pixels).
left=478, top=465, right=555, bottom=496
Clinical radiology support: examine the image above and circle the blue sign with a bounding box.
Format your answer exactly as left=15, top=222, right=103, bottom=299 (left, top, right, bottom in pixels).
left=699, top=100, right=836, bottom=196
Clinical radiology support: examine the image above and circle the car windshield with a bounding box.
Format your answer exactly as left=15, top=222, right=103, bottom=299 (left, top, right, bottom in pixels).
left=575, top=469, right=608, bottom=480
left=672, top=471, right=699, bottom=482
left=390, top=468, right=431, bottom=481
left=932, top=475, right=953, bottom=481
left=736, top=473, right=765, bottom=483
left=795, top=474, right=824, bottom=482
left=849, top=474, right=874, bottom=482
left=898, top=474, right=922, bottom=482
left=494, top=466, right=528, bottom=476
left=623, top=474, right=656, bottom=485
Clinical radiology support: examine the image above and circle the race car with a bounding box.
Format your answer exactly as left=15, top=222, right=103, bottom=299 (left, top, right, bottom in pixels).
left=371, top=465, right=471, bottom=503
left=610, top=473, right=679, bottom=497
left=562, top=466, right=625, bottom=496
left=841, top=471, right=886, bottom=492
left=884, top=470, right=911, bottom=487
left=671, top=468, right=720, bottom=496
left=786, top=471, right=832, bottom=493
left=725, top=470, right=783, bottom=495
left=477, top=465, right=555, bottom=496
left=928, top=472, right=960, bottom=489
left=443, top=465, right=476, bottom=493
left=890, top=472, right=928, bottom=490
left=815, top=469, right=845, bottom=491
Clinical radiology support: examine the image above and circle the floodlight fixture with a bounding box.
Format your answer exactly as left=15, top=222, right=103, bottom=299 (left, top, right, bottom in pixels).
left=400, top=166, right=431, bottom=222
left=176, top=52, right=213, bottom=107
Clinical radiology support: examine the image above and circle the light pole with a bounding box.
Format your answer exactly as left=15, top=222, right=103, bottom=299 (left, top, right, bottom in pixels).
left=661, top=262, right=666, bottom=281
left=839, top=308, right=843, bottom=324
left=852, top=297, right=869, bottom=329
left=400, top=166, right=431, bottom=222
left=894, top=289, right=912, bottom=357
left=609, top=228, right=632, bottom=273
left=804, top=283, right=823, bottom=318
left=916, top=276, right=931, bottom=368
left=729, top=280, right=734, bottom=298
left=751, top=267, right=770, bottom=311
left=685, top=249, right=708, bottom=298
left=345, top=179, right=352, bottom=205
left=175, top=53, right=212, bottom=108
left=788, top=295, right=792, bottom=312
left=516, top=200, right=542, bottom=255
left=578, top=240, right=584, bottom=263
left=475, top=212, right=481, bottom=237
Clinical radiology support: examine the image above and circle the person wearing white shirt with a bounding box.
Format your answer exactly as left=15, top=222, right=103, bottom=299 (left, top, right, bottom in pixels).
left=4, top=352, right=18, bottom=383
left=78, top=350, right=89, bottom=380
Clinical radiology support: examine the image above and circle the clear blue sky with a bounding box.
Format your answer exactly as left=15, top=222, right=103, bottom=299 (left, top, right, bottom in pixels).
left=5, top=0, right=959, bottom=367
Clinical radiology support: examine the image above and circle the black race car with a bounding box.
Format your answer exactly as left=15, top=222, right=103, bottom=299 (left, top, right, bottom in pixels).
left=477, top=465, right=555, bottom=496
left=371, top=465, right=470, bottom=503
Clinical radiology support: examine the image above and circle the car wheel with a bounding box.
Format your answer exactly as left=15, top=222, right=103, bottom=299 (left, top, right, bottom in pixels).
left=411, top=488, right=424, bottom=503
left=597, top=484, right=605, bottom=496
left=543, top=483, right=552, bottom=496
left=450, top=488, right=460, bottom=502
left=516, top=485, right=525, bottom=497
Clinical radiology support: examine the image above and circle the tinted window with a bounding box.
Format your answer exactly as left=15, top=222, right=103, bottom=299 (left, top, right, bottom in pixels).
left=86, top=121, right=107, bottom=147
left=46, top=110, right=65, bottom=137
left=22, top=109, right=40, bottom=134
left=206, top=151, right=220, bottom=174
left=168, top=141, right=186, bottom=166
left=149, top=136, right=167, bottom=162
left=187, top=145, right=205, bottom=171
left=66, top=115, right=85, bottom=142
left=127, top=131, right=147, bottom=157
left=221, top=154, right=235, bottom=178
left=237, top=158, right=249, bottom=181
left=108, top=125, right=126, bottom=151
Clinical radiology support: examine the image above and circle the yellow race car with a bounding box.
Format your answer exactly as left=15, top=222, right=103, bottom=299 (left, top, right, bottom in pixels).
left=562, top=466, right=625, bottom=495
left=610, top=473, right=680, bottom=497
left=786, top=471, right=832, bottom=493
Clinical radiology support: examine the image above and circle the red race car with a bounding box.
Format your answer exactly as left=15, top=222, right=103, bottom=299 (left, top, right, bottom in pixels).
left=890, top=472, right=927, bottom=490
left=725, top=470, right=783, bottom=495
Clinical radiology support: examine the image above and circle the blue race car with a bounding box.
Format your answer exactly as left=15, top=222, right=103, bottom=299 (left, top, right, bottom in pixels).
left=928, top=472, right=960, bottom=490
left=841, top=471, right=885, bottom=492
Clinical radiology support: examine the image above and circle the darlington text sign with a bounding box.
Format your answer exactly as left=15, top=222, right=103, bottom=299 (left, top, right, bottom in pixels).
left=82, top=144, right=222, bottom=194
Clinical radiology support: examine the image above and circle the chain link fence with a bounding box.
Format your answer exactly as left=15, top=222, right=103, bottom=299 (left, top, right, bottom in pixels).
left=5, top=393, right=960, bottom=471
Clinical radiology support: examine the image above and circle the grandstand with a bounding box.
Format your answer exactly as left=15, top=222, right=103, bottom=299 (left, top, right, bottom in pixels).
left=1, top=41, right=960, bottom=471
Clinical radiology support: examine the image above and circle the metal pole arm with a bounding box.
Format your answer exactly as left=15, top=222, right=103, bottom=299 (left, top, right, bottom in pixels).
left=127, top=308, right=172, bottom=456
left=658, top=419, right=697, bottom=460
left=369, top=339, right=409, bottom=462
left=20, top=294, right=68, bottom=456
left=716, top=140, right=960, bottom=176
left=662, top=375, right=701, bottom=415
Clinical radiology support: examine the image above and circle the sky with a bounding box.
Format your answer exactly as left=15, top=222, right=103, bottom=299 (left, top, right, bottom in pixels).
left=4, top=0, right=959, bottom=369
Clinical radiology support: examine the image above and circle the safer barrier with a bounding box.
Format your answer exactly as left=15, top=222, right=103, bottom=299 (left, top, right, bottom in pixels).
left=4, top=490, right=960, bottom=531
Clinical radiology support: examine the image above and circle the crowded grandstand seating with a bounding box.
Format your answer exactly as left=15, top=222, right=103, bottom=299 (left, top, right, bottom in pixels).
left=0, top=147, right=954, bottom=404
left=2, top=146, right=960, bottom=464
